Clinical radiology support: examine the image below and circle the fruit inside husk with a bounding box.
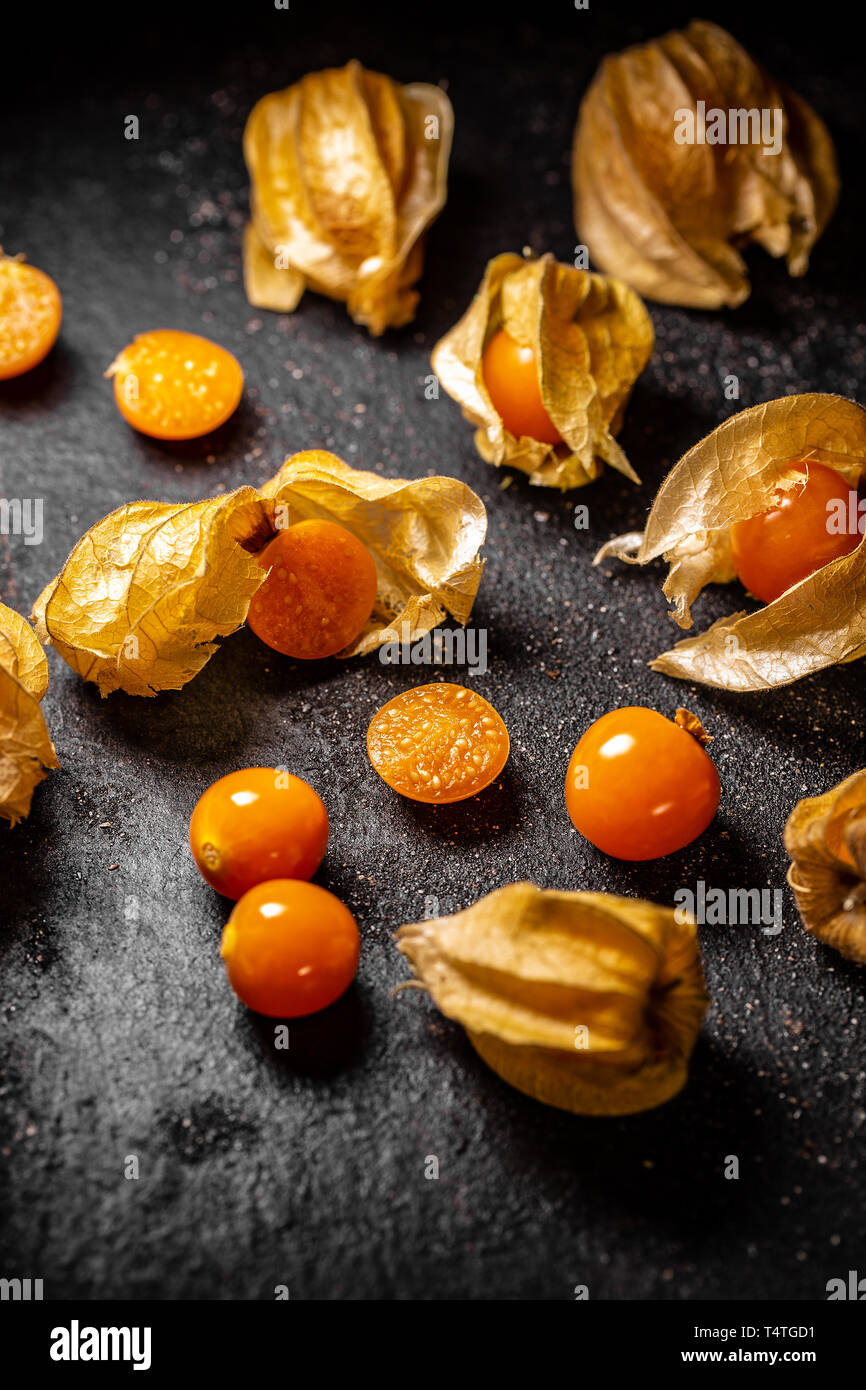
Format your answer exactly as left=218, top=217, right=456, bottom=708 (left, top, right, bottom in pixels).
left=431, top=251, right=653, bottom=490
left=396, top=881, right=709, bottom=1115
left=595, top=394, right=866, bottom=692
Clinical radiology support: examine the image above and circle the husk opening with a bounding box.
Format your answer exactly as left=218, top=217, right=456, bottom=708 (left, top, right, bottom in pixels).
left=595, top=394, right=866, bottom=691
left=431, top=252, right=653, bottom=490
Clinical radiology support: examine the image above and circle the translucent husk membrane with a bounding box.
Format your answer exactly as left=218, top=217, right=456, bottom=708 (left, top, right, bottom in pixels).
left=595, top=395, right=866, bottom=691
left=572, top=20, right=839, bottom=308
left=243, top=60, right=453, bottom=335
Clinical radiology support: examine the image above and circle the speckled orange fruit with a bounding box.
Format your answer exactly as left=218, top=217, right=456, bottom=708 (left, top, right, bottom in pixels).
left=247, top=519, right=378, bottom=660
left=0, top=256, right=62, bottom=380
left=367, top=683, right=510, bottom=804
left=107, top=328, right=243, bottom=439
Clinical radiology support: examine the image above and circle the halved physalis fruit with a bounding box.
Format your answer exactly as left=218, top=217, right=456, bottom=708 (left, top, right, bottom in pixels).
left=367, top=682, right=509, bottom=804
left=247, top=519, right=379, bottom=660
left=106, top=329, right=243, bottom=440
left=729, top=462, right=862, bottom=604
left=0, top=254, right=62, bottom=380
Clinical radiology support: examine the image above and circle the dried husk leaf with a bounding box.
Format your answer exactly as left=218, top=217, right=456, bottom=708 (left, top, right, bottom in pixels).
left=572, top=20, right=839, bottom=308
left=431, top=252, right=653, bottom=490
left=0, top=603, right=49, bottom=700
left=0, top=602, right=58, bottom=825
left=32, top=491, right=272, bottom=698
left=397, top=881, right=708, bottom=1116
left=595, top=394, right=866, bottom=691
left=32, top=451, right=486, bottom=696
left=784, top=771, right=866, bottom=964
left=243, top=60, right=453, bottom=335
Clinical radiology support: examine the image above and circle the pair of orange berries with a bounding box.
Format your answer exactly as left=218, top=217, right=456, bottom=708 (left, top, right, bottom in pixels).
left=367, top=687, right=719, bottom=866
left=365, top=687, right=720, bottom=862
left=190, top=769, right=359, bottom=1020
left=373, top=688, right=721, bottom=861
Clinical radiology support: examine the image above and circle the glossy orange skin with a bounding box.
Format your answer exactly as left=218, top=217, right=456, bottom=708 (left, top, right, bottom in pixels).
left=565, top=707, right=720, bottom=861
left=108, top=329, right=243, bottom=439
left=247, top=519, right=378, bottom=660
left=730, top=462, right=861, bottom=604
left=221, top=879, right=360, bottom=1018
left=367, top=682, right=510, bottom=804
left=481, top=328, right=562, bottom=444
left=189, top=768, right=329, bottom=901
left=0, top=258, right=62, bottom=379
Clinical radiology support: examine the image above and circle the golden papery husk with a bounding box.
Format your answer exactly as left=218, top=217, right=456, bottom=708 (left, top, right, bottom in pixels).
left=595, top=394, right=866, bottom=691
left=397, top=881, right=709, bottom=1116
left=32, top=450, right=486, bottom=698
left=0, top=602, right=58, bottom=824
left=243, top=60, right=453, bottom=335
left=572, top=20, right=839, bottom=308
left=785, top=771, right=866, bottom=965
left=430, top=252, right=653, bottom=490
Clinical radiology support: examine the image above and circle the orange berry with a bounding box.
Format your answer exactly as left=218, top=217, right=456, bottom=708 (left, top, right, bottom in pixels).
left=189, top=768, right=329, bottom=900
left=247, top=519, right=378, bottom=660
left=481, top=328, right=561, bottom=444
left=730, top=462, right=862, bottom=604
left=367, top=682, right=510, bottom=804
left=565, top=707, right=720, bottom=861
left=221, top=879, right=360, bottom=1017
left=0, top=256, right=62, bottom=380
left=107, top=329, right=243, bottom=440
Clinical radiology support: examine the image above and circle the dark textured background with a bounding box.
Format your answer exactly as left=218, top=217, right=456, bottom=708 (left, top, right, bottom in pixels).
left=1, top=0, right=864, bottom=1301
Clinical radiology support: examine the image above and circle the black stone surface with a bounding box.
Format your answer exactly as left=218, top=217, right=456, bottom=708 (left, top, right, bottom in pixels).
left=0, top=1, right=863, bottom=1301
